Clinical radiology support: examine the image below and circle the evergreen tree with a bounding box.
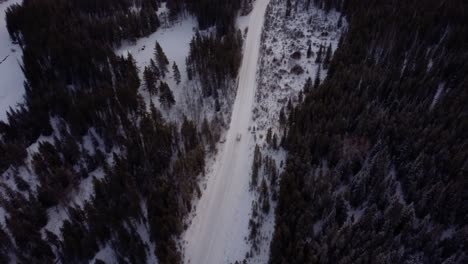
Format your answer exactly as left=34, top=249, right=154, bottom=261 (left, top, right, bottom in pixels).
left=159, top=82, right=175, bottom=109
left=324, top=43, right=332, bottom=67
left=149, top=59, right=161, bottom=81
left=303, top=77, right=313, bottom=93
left=251, top=144, right=262, bottom=188
left=314, top=65, right=321, bottom=89
left=315, top=44, right=323, bottom=63
left=261, top=178, right=270, bottom=213
left=201, top=118, right=214, bottom=150
left=143, top=66, right=157, bottom=96
left=172, top=62, right=181, bottom=85
left=286, top=98, right=293, bottom=112
left=266, top=127, right=272, bottom=145
left=154, top=42, right=169, bottom=77
left=272, top=133, right=278, bottom=150
left=279, top=107, right=286, bottom=127
left=285, top=0, right=292, bottom=17
left=307, top=43, right=312, bottom=58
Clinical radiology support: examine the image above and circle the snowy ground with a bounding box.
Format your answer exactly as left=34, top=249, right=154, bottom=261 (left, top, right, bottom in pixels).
left=182, top=0, right=271, bottom=263
left=117, top=4, right=197, bottom=123
left=255, top=0, right=344, bottom=135
left=0, top=0, right=25, bottom=121
left=245, top=0, right=345, bottom=262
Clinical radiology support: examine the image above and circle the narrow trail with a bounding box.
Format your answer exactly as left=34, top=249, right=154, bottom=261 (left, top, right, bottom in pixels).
left=182, top=0, right=270, bottom=263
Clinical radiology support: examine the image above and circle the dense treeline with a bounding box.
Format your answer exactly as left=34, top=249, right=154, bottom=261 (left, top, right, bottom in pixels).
left=168, top=0, right=241, bottom=35
left=3, top=0, right=160, bottom=147
left=0, top=0, right=222, bottom=262
left=186, top=30, right=243, bottom=98
left=270, top=0, right=467, bottom=263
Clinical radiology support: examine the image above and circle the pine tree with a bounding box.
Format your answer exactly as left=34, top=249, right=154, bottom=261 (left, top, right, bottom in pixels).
left=316, top=44, right=323, bottom=63
left=159, top=82, right=175, bottom=109
left=149, top=59, right=161, bottom=81
left=287, top=98, right=293, bottom=111
left=201, top=117, right=214, bottom=150
left=143, top=66, right=157, bottom=96
left=251, top=144, right=262, bottom=188
left=154, top=42, right=169, bottom=77
left=307, top=43, right=312, bottom=59
left=285, top=0, right=292, bottom=17
left=172, top=62, right=181, bottom=85
left=304, top=77, right=312, bottom=93
left=261, top=178, right=270, bottom=213
left=215, top=99, right=221, bottom=112
left=324, top=43, right=332, bottom=68
left=279, top=107, right=286, bottom=127
left=314, top=65, right=321, bottom=89
left=266, top=127, right=272, bottom=145
left=272, top=133, right=278, bottom=149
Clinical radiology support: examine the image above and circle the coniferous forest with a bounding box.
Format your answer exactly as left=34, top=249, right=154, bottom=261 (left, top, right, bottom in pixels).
left=270, top=0, right=467, bottom=263
left=0, top=0, right=241, bottom=263
left=0, top=0, right=466, bottom=263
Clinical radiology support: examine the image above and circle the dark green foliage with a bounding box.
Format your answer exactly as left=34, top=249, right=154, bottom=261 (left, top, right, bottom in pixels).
left=270, top=0, right=468, bottom=263
left=172, top=62, right=181, bottom=85
left=261, top=178, right=270, bottom=213
left=0, top=226, right=11, bottom=263
left=0, top=141, right=27, bottom=172
left=201, top=117, right=215, bottom=151
left=185, top=0, right=241, bottom=36
left=303, top=77, right=313, bottom=94
left=0, top=0, right=203, bottom=262
left=315, top=43, right=323, bottom=63
left=266, top=128, right=272, bottom=145
left=144, top=65, right=158, bottom=96
left=159, top=81, right=176, bottom=109
left=155, top=42, right=169, bottom=77
left=251, top=145, right=262, bottom=188
left=285, top=0, right=292, bottom=17
left=186, top=30, right=243, bottom=97
left=314, top=65, right=321, bottom=89
left=2, top=191, right=52, bottom=262
left=323, top=43, right=332, bottom=68
left=181, top=117, right=199, bottom=151
left=3, top=0, right=160, bottom=143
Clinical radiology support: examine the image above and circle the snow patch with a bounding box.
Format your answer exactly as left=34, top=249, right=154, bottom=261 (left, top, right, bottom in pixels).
left=0, top=0, right=25, bottom=121
left=429, top=83, right=445, bottom=110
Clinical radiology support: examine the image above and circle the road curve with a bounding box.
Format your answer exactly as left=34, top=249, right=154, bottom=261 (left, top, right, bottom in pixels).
left=183, top=0, right=270, bottom=263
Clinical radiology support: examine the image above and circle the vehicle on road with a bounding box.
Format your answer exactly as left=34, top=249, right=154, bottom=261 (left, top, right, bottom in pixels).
left=236, top=133, right=242, bottom=141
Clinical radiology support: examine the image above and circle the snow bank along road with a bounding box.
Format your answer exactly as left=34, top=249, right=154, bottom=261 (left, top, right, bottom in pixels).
left=183, top=0, right=270, bottom=263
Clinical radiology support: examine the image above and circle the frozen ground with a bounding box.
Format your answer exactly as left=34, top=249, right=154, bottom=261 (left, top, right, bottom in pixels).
left=182, top=0, right=270, bottom=263
left=255, top=0, right=344, bottom=135
left=0, top=0, right=25, bottom=121
left=117, top=4, right=199, bottom=123
left=246, top=0, right=345, bottom=261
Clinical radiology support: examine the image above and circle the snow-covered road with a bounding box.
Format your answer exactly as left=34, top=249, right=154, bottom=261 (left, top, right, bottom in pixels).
left=183, top=0, right=270, bottom=263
